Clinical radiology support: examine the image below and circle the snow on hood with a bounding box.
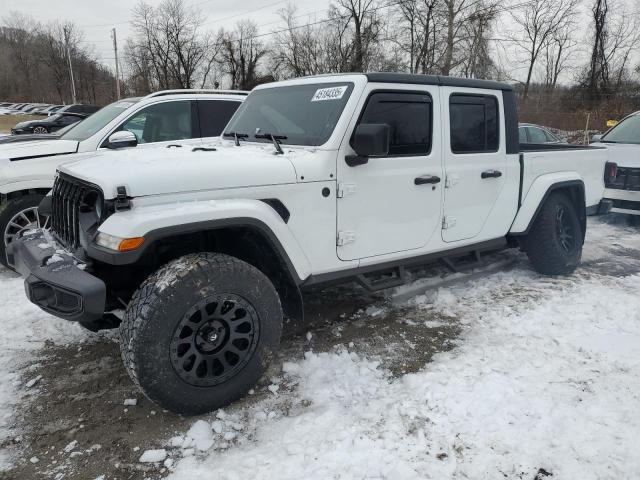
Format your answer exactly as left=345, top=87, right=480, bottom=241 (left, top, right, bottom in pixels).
left=59, top=142, right=300, bottom=198
left=0, top=139, right=79, bottom=161
left=592, top=142, right=640, bottom=168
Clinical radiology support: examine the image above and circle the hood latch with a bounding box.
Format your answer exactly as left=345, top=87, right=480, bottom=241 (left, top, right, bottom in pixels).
left=115, top=186, right=131, bottom=211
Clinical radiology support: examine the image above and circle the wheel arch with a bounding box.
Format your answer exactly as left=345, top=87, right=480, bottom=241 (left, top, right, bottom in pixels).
left=510, top=178, right=586, bottom=241
left=1, top=187, right=50, bottom=205
left=90, top=218, right=306, bottom=324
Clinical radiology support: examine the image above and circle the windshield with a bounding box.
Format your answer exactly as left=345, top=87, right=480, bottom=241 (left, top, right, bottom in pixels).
left=225, top=83, right=354, bottom=146
left=60, top=100, right=139, bottom=142
left=601, top=114, right=640, bottom=144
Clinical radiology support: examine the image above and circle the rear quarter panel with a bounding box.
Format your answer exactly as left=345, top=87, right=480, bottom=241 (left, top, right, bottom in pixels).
left=510, top=147, right=607, bottom=233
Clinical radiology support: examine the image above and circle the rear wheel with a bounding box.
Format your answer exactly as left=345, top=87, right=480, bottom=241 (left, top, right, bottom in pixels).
left=521, top=192, right=583, bottom=275
left=0, top=194, right=48, bottom=269
left=32, top=126, right=48, bottom=134
left=119, top=252, right=283, bottom=415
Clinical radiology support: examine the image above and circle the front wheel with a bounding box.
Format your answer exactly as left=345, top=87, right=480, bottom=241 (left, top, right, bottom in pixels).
left=0, top=194, right=48, bottom=269
left=119, top=252, right=283, bottom=415
left=32, top=126, right=49, bottom=134
left=521, top=192, right=583, bottom=275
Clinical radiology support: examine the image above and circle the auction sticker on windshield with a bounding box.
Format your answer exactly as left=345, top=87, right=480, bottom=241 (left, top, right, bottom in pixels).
left=311, top=86, right=349, bottom=102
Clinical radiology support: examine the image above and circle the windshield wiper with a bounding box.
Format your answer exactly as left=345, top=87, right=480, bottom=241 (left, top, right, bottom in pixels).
left=223, top=131, right=249, bottom=146
left=255, top=133, right=287, bottom=155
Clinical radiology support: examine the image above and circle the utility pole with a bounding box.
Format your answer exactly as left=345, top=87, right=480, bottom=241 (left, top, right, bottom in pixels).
left=111, top=28, right=121, bottom=100
left=63, top=26, right=77, bottom=104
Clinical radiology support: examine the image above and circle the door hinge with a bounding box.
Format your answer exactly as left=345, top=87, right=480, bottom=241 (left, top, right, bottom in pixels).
left=337, top=183, right=356, bottom=198
left=445, top=174, right=460, bottom=188
left=442, top=216, right=457, bottom=230
left=337, top=231, right=356, bottom=246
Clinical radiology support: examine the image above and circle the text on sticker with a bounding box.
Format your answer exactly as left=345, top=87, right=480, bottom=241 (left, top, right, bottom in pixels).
left=311, top=86, right=349, bottom=102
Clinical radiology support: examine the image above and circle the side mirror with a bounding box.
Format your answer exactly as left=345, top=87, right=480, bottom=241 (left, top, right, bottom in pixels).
left=591, top=134, right=603, bottom=143
left=107, top=130, right=138, bottom=149
left=347, top=123, right=390, bottom=166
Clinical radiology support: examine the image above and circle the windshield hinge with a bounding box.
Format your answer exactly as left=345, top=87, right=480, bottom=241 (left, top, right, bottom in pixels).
left=114, top=186, right=131, bottom=211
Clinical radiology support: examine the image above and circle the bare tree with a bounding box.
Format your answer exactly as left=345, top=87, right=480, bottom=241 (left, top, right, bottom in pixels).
left=394, top=0, right=443, bottom=74
left=541, top=26, right=576, bottom=92
left=334, top=0, right=381, bottom=72
left=509, top=0, right=578, bottom=99
left=126, top=0, right=215, bottom=93
left=218, top=21, right=268, bottom=90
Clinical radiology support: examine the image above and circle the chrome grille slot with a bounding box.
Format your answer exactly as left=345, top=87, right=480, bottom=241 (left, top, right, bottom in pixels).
left=50, top=174, right=103, bottom=249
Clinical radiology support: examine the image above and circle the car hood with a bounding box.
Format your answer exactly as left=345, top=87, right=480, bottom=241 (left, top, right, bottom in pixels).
left=13, top=119, right=42, bottom=129
left=0, top=133, right=60, bottom=145
left=0, top=139, right=79, bottom=161
left=592, top=142, right=640, bottom=168
left=58, top=142, right=301, bottom=198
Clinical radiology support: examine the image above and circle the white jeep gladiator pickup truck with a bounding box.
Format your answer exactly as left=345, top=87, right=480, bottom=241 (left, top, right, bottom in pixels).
left=8, top=73, right=612, bottom=415
left=0, top=89, right=247, bottom=267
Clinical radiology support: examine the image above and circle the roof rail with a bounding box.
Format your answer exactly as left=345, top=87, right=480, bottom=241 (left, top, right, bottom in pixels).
left=145, top=89, right=250, bottom=98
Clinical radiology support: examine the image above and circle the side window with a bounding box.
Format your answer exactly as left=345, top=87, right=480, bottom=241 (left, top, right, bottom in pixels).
left=518, top=127, right=528, bottom=143
left=119, top=101, right=193, bottom=144
left=528, top=127, right=548, bottom=143
left=449, top=94, right=499, bottom=153
left=355, top=92, right=432, bottom=156
left=198, top=100, right=242, bottom=137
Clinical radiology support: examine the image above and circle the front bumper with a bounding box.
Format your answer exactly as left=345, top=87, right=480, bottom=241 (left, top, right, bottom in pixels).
left=6, top=229, right=106, bottom=324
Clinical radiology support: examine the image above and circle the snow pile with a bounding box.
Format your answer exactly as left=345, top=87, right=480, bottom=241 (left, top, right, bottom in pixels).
left=0, top=267, right=91, bottom=470
left=169, top=236, right=640, bottom=478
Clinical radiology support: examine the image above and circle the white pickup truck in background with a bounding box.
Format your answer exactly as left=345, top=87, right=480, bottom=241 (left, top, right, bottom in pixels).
left=592, top=111, right=640, bottom=216
left=8, top=73, right=612, bottom=415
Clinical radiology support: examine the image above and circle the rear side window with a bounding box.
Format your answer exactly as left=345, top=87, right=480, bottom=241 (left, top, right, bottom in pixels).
left=355, top=92, right=432, bottom=156
left=450, top=94, right=499, bottom=153
left=198, top=100, right=242, bottom=137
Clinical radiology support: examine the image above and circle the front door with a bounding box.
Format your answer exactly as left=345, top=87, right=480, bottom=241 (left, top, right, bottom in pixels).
left=336, top=86, right=443, bottom=261
left=441, top=88, right=507, bottom=242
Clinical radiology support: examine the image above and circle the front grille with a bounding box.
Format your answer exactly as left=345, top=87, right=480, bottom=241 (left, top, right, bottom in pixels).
left=51, top=173, right=102, bottom=249
left=606, top=167, right=640, bottom=191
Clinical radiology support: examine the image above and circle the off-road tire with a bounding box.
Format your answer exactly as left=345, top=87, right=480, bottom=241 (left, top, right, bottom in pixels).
left=0, top=194, right=46, bottom=269
left=521, top=192, right=583, bottom=275
left=119, top=252, right=282, bottom=415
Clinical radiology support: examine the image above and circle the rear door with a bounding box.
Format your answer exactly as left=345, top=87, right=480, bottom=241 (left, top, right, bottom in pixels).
left=441, top=89, right=507, bottom=242
left=336, top=86, right=443, bottom=260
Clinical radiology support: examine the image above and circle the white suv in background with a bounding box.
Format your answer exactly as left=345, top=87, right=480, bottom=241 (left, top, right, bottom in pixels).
left=0, top=89, right=247, bottom=267
left=592, top=112, right=640, bottom=216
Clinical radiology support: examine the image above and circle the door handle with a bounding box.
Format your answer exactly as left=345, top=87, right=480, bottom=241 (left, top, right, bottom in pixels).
left=414, top=175, right=441, bottom=185
left=481, top=170, right=502, bottom=179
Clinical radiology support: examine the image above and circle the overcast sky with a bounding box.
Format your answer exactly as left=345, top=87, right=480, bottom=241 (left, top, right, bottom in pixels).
left=2, top=0, right=637, bottom=85
left=3, top=0, right=320, bottom=68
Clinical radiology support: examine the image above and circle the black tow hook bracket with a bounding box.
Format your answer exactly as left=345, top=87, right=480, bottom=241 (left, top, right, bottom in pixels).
left=115, top=185, right=131, bottom=211
left=192, top=147, right=217, bottom=152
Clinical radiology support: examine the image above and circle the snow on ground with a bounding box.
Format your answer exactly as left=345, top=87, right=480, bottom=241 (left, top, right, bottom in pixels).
left=1, top=218, right=640, bottom=479
left=0, top=268, right=92, bottom=469
left=165, top=219, right=640, bottom=479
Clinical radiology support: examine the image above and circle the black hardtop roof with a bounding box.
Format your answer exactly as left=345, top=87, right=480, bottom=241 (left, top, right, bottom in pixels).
left=365, top=73, right=513, bottom=91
